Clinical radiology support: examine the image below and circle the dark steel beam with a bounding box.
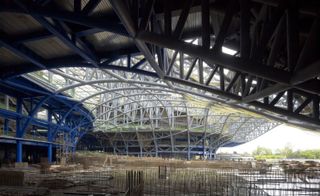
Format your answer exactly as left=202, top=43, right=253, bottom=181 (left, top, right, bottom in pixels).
left=287, top=89, right=293, bottom=112
left=1, top=4, right=127, bottom=36
left=225, top=72, right=240, bottom=92
left=270, top=91, right=285, bottom=106
left=242, top=84, right=289, bottom=103
left=13, top=30, right=52, bottom=44
left=166, top=51, right=178, bottom=75
left=220, top=67, right=225, bottom=91
left=204, top=65, right=218, bottom=86
left=251, top=100, right=320, bottom=126
left=212, top=0, right=238, bottom=54
left=110, top=0, right=165, bottom=79
left=164, top=0, right=172, bottom=36
left=0, top=28, right=102, bottom=47
left=131, top=58, right=146, bottom=69
left=0, top=37, right=46, bottom=70
left=185, top=58, right=198, bottom=80
left=291, top=59, right=320, bottom=86
left=165, top=76, right=241, bottom=100
left=292, top=15, right=320, bottom=83
left=239, top=0, right=250, bottom=59
left=82, top=0, right=101, bottom=15
left=139, top=0, right=155, bottom=31
left=137, top=31, right=291, bottom=84
left=198, top=59, right=204, bottom=84
left=286, top=0, right=299, bottom=72
left=15, top=1, right=99, bottom=65
left=313, top=95, right=319, bottom=119
left=173, top=0, right=194, bottom=38
left=251, top=3, right=286, bottom=61
left=201, top=0, right=210, bottom=49
left=179, top=52, right=184, bottom=79
left=294, top=97, right=312, bottom=114
left=74, top=0, right=81, bottom=13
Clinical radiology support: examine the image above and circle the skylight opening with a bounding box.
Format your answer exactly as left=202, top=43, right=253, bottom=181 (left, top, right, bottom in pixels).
left=222, top=46, right=237, bottom=56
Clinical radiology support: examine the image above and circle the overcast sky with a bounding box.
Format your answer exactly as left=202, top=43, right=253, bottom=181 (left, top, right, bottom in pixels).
left=217, top=124, right=320, bottom=154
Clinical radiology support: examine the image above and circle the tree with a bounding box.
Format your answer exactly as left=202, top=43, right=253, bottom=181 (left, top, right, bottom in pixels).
left=278, top=143, right=293, bottom=158
left=252, top=146, right=272, bottom=156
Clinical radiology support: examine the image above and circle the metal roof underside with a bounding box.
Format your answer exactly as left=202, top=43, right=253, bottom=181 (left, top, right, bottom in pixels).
left=1, top=0, right=320, bottom=146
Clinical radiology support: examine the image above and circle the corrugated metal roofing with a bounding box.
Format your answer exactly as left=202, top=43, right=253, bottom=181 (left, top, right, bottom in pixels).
left=24, top=37, right=74, bottom=59
left=0, top=12, right=42, bottom=35
left=0, top=47, right=26, bottom=65
left=53, top=0, right=74, bottom=12
left=86, top=31, right=134, bottom=52
left=54, top=0, right=113, bottom=16
left=91, top=0, right=114, bottom=17
left=170, top=11, right=206, bottom=37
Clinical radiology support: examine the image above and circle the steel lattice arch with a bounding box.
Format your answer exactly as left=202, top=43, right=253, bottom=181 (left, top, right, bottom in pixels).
left=26, top=67, right=278, bottom=159
left=0, top=0, right=319, bottom=160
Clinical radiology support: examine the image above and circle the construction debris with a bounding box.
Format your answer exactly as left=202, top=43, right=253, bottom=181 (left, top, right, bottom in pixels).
left=0, top=154, right=320, bottom=195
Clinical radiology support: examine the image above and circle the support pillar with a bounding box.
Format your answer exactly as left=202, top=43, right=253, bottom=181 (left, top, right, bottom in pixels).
left=16, top=140, right=22, bottom=162
left=48, top=143, right=53, bottom=163
left=47, top=110, right=53, bottom=163
left=186, top=107, right=191, bottom=160
left=4, top=119, right=9, bottom=135
left=16, top=97, right=23, bottom=162
left=187, top=131, right=191, bottom=160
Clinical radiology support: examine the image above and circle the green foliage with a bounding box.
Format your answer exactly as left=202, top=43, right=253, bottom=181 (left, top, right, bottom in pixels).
left=251, top=146, right=320, bottom=160
left=255, top=154, right=285, bottom=160
left=252, top=146, right=272, bottom=156
left=288, top=150, right=320, bottom=159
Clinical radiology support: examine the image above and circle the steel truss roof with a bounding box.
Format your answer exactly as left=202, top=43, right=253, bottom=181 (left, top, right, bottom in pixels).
left=1, top=0, right=320, bottom=154
left=29, top=67, right=278, bottom=157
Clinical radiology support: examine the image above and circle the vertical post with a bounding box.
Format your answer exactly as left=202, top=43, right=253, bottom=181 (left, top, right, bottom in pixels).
left=220, top=67, right=225, bottom=91
left=313, top=95, right=319, bottom=119
left=16, top=140, right=22, bottom=162
left=5, top=95, right=9, bottom=110
left=164, top=0, right=171, bottom=36
left=16, top=97, right=23, bottom=162
left=47, top=110, right=53, bottom=163
left=209, top=151, right=212, bottom=160
left=287, top=90, right=293, bottom=112
left=4, top=119, right=9, bottom=135
left=48, top=143, right=53, bottom=163
left=127, top=54, right=131, bottom=68
left=179, top=52, right=184, bottom=79
left=203, top=109, right=209, bottom=159
left=240, top=0, right=250, bottom=59
left=16, top=98, right=23, bottom=137
left=187, top=131, right=191, bottom=160
left=186, top=107, right=191, bottom=160
left=198, top=37, right=204, bottom=84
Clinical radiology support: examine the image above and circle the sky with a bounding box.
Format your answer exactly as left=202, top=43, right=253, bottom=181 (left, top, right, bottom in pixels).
left=217, top=124, right=320, bottom=154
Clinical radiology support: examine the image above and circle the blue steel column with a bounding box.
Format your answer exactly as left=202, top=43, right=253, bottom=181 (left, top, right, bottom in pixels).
left=16, top=97, right=23, bottom=162
left=4, top=119, right=9, bottom=135
left=47, top=110, right=53, bottom=163
left=48, top=143, right=53, bottom=163
left=16, top=140, right=22, bottom=162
